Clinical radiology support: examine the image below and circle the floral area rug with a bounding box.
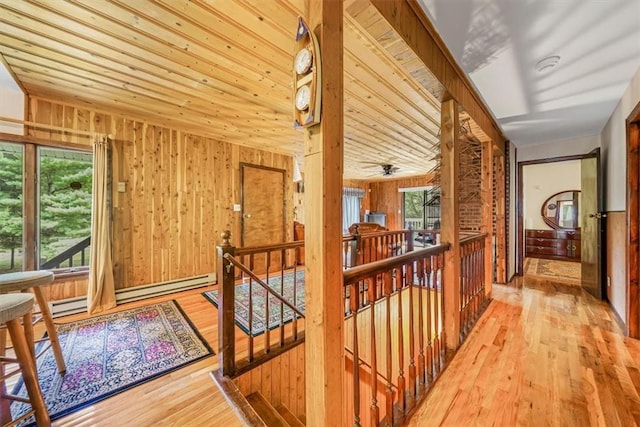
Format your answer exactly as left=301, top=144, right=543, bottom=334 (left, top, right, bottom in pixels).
left=11, top=300, right=212, bottom=425
left=203, top=270, right=305, bottom=336
left=524, top=257, right=581, bottom=285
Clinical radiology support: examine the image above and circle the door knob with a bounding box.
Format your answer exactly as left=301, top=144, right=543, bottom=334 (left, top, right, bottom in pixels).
left=244, top=213, right=252, bottom=219
left=588, top=212, right=607, bottom=219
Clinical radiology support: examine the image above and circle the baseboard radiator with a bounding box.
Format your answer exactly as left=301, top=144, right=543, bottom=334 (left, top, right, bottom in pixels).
left=50, top=272, right=217, bottom=318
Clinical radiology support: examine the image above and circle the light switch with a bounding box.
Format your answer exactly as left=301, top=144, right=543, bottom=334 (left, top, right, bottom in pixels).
left=117, top=182, right=126, bottom=193
left=233, top=204, right=241, bottom=212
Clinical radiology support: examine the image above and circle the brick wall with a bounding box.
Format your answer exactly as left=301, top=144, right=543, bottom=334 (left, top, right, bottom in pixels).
left=459, top=138, right=482, bottom=231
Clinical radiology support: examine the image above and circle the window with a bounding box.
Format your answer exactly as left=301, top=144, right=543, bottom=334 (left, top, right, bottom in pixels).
left=38, top=147, right=92, bottom=270
left=403, top=187, right=440, bottom=230
left=342, top=187, right=365, bottom=234
left=0, top=142, right=23, bottom=273
left=0, top=140, right=92, bottom=274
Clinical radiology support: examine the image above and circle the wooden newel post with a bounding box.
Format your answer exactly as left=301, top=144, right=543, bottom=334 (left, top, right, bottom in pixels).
left=407, top=225, right=415, bottom=253
left=350, top=225, right=362, bottom=267
left=217, top=230, right=236, bottom=376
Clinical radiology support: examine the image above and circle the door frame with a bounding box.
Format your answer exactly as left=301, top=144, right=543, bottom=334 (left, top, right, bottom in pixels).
left=239, top=162, right=286, bottom=247
left=626, top=101, right=640, bottom=338
left=516, top=153, right=596, bottom=277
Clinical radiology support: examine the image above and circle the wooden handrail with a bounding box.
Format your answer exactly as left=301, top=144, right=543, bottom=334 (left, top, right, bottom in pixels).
left=223, top=253, right=305, bottom=319
left=343, top=243, right=451, bottom=284
left=234, top=240, right=304, bottom=256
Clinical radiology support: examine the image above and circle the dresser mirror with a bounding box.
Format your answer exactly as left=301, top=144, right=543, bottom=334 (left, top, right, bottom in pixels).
left=541, top=190, right=581, bottom=230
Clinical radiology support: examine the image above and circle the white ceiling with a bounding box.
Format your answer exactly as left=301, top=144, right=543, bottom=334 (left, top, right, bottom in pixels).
left=419, top=0, right=640, bottom=147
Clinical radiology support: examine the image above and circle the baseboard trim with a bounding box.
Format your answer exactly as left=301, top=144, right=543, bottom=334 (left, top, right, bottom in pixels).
left=50, top=272, right=216, bottom=318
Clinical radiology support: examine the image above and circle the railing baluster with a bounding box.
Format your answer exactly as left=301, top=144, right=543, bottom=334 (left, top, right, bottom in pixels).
left=396, top=266, right=406, bottom=413
left=293, top=263, right=298, bottom=340
left=417, top=259, right=425, bottom=386
left=249, top=254, right=255, bottom=361
left=407, top=261, right=416, bottom=402
left=351, top=281, right=361, bottom=427
left=425, top=257, right=434, bottom=382
left=438, top=253, right=446, bottom=369
left=368, top=277, right=379, bottom=426
left=384, top=270, right=394, bottom=426
left=433, top=254, right=442, bottom=373
left=279, top=250, right=285, bottom=346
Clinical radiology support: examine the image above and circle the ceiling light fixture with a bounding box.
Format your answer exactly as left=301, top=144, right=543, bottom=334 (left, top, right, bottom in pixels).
left=535, top=55, right=560, bottom=73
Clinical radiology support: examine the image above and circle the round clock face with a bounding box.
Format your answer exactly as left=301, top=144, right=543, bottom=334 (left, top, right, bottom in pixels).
left=294, top=47, right=312, bottom=75
left=295, top=85, right=311, bottom=111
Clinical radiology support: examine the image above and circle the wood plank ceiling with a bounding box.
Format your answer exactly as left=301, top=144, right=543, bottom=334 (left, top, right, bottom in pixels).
left=0, top=0, right=489, bottom=179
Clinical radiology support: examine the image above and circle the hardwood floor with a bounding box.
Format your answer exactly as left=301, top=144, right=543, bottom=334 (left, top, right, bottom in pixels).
left=22, top=271, right=640, bottom=426
left=41, top=286, right=243, bottom=427
left=408, top=275, right=640, bottom=426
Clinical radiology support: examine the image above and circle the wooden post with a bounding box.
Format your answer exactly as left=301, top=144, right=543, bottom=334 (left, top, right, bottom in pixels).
left=440, top=98, right=461, bottom=351
left=216, top=230, right=235, bottom=376
left=495, top=154, right=507, bottom=283
left=481, top=141, right=494, bottom=296
left=304, top=1, right=344, bottom=425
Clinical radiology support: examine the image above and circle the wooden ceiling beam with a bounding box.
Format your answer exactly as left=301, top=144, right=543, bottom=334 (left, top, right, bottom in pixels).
left=369, top=0, right=506, bottom=155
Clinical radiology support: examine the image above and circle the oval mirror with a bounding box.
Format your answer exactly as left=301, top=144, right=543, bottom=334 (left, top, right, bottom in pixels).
left=541, top=190, right=581, bottom=230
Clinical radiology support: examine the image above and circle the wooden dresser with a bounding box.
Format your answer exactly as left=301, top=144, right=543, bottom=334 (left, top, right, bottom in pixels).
left=525, top=229, right=581, bottom=261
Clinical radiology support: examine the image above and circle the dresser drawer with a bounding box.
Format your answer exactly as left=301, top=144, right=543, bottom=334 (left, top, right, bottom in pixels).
left=556, top=230, right=580, bottom=240
left=526, top=245, right=559, bottom=256
left=525, top=237, right=561, bottom=248
left=525, top=229, right=557, bottom=239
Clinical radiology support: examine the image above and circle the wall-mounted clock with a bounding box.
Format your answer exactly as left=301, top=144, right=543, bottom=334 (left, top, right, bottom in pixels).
left=293, top=17, right=321, bottom=128
left=295, top=85, right=311, bottom=111
left=294, top=47, right=312, bottom=75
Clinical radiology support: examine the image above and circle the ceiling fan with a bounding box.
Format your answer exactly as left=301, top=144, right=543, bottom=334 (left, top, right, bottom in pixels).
left=361, top=163, right=400, bottom=177
left=380, top=164, right=399, bottom=176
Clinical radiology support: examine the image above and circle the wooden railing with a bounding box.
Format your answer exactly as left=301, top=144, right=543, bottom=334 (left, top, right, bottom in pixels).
left=40, top=236, right=91, bottom=269
left=343, top=244, right=450, bottom=426
left=217, top=232, right=306, bottom=377
left=459, top=233, right=490, bottom=342
left=215, top=229, right=490, bottom=426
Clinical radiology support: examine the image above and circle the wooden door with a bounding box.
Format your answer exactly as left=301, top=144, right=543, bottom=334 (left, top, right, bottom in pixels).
left=241, top=164, right=285, bottom=272
left=580, top=149, right=604, bottom=299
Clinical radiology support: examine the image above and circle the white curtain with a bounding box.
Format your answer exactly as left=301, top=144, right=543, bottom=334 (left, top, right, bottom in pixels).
left=342, top=187, right=364, bottom=234
left=87, top=134, right=116, bottom=314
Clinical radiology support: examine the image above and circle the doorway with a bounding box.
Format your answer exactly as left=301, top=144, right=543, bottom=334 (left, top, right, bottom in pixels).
left=517, top=153, right=605, bottom=298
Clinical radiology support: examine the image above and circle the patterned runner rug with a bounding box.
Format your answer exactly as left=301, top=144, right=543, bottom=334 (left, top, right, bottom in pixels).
left=203, top=270, right=305, bottom=336
left=524, top=257, right=581, bottom=285
left=11, top=300, right=212, bottom=425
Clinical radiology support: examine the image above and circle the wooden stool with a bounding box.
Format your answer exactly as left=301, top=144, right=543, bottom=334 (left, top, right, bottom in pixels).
left=0, top=272, right=66, bottom=375
left=0, top=293, right=50, bottom=426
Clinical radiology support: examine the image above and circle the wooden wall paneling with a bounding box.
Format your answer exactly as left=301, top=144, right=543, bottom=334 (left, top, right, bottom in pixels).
left=606, top=212, right=626, bottom=322
left=232, top=345, right=306, bottom=420
left=44, top=277, right=88, bottom=301
left=25, top=96, right=294, bottom=300
left=50, top=102, right=63, bottom=142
